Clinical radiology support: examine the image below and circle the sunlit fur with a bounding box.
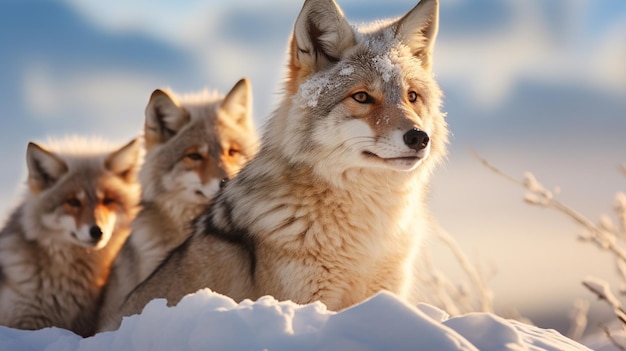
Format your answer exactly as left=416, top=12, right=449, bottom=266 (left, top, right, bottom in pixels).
left=97, top=79, right=258, bottom=331
left=119, top=0, right=446, bottom=318
left=0, top=137, right=141, bottom=337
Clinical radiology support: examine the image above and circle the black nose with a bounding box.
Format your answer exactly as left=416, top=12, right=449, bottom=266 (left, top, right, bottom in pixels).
left=89, top=225, right=103, bottom=240
left=403, top=128, right=429, bottom=151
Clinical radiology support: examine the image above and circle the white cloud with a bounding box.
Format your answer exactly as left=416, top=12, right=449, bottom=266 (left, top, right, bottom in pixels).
left=62, top=0, right=298, bottom=121
left=434, top=1, right=626, bottom=109
left=63, top=0, right=294, bottom=48
left=64, top=0, right=626, bottom=113
left=20, top=62, right=152, bottom=138
left=593, top=18, right=626, bottom=92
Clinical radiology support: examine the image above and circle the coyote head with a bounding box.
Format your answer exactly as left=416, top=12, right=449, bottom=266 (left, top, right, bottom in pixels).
left=140, top=79, right=258, bottom=220
left=266, top=0, right=447, bottom=182
left=23, top=138, right=141, bottom=249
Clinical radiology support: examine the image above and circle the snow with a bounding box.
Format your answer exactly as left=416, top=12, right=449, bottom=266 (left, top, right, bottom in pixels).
left=372, top=53, right=396, bottom=83
left=339, top=66, right=354, bottom=76
left=296, top=76, right=333, bottom=108
left=0, top=289, right=592, bottom=351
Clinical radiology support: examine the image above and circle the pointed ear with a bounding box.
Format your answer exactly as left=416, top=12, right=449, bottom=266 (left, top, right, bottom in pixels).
left=144, top=89, right=190, bottom=149
left=288, top=0, right=355, bottom=90
left=26, top=142, right=68, bottom=193
left=395, top=0, right=439, bottom=70
left=219, top=78, right=254, bottom=131
left=105, top=138, right=142, bottom=182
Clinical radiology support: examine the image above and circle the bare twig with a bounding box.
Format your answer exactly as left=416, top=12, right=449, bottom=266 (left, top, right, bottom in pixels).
left=616, top=192, right=626, bottom=236
left=469, top=149, right=523, bottom=186
left=474, top=150, right=626, bottom=346
left=583, top=277, right=626, bottom=326
left=567, top=299, right=589, bottom=341
left=431, top=221, right=494, bottom=313
left=471, top=151, right=626, bottom=263
left=603, top=325, right=626, bottom=351
left=417, top=251, right=463, bottom=316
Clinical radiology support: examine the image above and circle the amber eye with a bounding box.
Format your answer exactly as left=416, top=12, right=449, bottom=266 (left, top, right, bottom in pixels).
left=408, top=91, right=419, bottom=103
left=228, top=148, right=240, bottom=157
left=65, top=198, right=81, bottom=208
left=185, top=152, right=204, bottom=161
left=352, top=91, right=373, bottom=104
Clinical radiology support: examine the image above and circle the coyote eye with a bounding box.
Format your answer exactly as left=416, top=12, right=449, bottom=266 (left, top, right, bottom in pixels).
left=102, top=197, right=116, bottom=206
left=185, top=152, right=204, bottom=161
left=227, top=148, right=240, bottom=157
left=352, top=91, right=373, bottom=104
left=65, top=197, right=81, bottom=208
left=408, top=91, right=419, bottom=103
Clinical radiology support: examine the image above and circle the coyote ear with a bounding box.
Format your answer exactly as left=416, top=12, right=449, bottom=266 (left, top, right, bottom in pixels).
left=288, top=0, right=355, bottom=90
left=395, top=0, right=439, bottom=70
left=105, top=138, right=142, bottom=182
left=144, top=89, right=190, bottom=149
left=26, top=142, right=68, bottom=193
left=219, top=78, right=254, bottom=131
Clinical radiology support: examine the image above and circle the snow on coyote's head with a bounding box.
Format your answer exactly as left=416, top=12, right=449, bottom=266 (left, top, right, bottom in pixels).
left=265, top=0, right=447, bottom=182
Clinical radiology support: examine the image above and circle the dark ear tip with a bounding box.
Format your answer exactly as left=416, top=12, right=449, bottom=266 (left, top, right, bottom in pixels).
left=232, top=78, right=251, bottom=94
left=126, top=137, right=142, bottom=149
left=237, top=77, right=250, bottom=86
left=149, top=89, right=168, bottom=102
left=27, top=142, right=40, bottom=151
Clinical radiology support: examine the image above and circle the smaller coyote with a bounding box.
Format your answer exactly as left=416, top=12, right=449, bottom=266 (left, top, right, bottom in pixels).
left=0, top=137, right=141, bottom=337
left=97, top=78, right=258, bottom=331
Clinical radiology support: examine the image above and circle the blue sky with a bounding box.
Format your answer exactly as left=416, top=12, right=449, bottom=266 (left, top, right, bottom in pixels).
left=1, top=0, right=625, bottom=332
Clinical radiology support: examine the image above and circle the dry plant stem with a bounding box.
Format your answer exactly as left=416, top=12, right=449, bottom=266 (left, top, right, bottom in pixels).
left=432, top=221, right=494, bottom=313
left=603, top=325, right=626, bottom=351
left=471, top=150, right=626, bottom=263
left=582, top=279, right=626, bottom=326
left=617, top=192, right=626, bottom=235
left=420, top=251, right=463, bottom=316
left=471, top=150, right=523, bottom=186
left=567, top=299, right=589, bottom=341
left=473, top=150, right=626, bottom=345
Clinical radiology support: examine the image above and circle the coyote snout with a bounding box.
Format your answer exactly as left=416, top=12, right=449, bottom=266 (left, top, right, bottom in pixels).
left=72, top=224, right=104, bottom=245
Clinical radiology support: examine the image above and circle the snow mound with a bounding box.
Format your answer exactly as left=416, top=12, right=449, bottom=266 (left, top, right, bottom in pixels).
left=0, top=289, right=591, bottom=351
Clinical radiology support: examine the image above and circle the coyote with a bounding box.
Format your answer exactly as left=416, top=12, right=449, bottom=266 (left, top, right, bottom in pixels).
left=97, top=79, right=258, bottom=331
left=119, top=0, right=447, bottom=324
left=0, top=137, right=141, bottom=336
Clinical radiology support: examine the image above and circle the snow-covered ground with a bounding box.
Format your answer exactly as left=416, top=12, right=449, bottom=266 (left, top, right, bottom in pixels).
left=0, top=289, right=593, bottom=351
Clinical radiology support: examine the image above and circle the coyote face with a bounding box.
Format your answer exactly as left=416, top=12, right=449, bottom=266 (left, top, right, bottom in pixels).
left=141, top=78, right=258, bottom=220
left=24, top=138, right=141, bottom=250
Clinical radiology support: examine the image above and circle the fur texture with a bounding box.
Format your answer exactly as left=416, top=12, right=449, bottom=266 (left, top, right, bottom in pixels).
left=0, top=137, right=141, bottom=337
left=97, top=79, right=258, bottom=331
left=119, top=0, right=447, bottom=322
